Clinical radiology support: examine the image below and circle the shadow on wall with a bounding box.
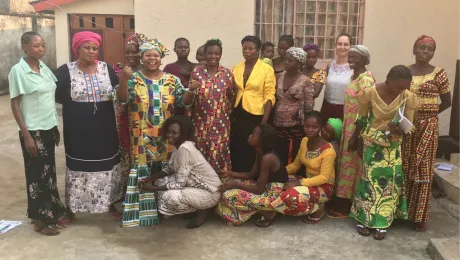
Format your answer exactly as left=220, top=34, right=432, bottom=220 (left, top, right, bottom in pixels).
left=0, top=16, right=56, bottom=94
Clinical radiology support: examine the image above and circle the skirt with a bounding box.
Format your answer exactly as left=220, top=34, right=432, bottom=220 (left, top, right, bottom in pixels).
left=230, top=104, right=263, bottom=172
left=20, top=127, right=68, bottom=221
left=271, top=183, right=334, bottom=216
left=275, top=125, right=304, bottom=165
left=350, top=139, right=407, bottom=228
left=320, top=100, right=344, bottom=121
left=216, top=181, right=284, bottom=225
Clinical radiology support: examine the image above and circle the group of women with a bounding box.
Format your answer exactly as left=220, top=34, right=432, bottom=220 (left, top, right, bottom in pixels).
left=10, top=30, right=451, bottom=241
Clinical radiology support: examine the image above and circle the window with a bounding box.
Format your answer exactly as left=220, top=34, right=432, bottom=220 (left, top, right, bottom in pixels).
left=255, top=0, right=365, bottom=59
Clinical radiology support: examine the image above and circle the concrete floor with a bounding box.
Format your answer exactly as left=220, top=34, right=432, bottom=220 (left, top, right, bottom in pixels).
left=0, top=95, right=458, bottom=260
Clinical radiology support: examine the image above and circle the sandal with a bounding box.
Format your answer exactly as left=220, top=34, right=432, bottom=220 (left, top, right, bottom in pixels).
left=373, top=228, right=387, bottom=240
left=326, top=209, right=349, bottom=219
left=255, top=215, right=276, bottom=228
left=356, top=224, right=370, bottom=236
left=34, top=221, right=60, bottom=236
left=302, top=211, right=326, bottom=224
left=415, top=222, right=427, bottom=232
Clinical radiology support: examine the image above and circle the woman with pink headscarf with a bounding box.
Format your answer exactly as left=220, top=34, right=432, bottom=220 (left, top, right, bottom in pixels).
left=55, top=31, right=123, bottom=220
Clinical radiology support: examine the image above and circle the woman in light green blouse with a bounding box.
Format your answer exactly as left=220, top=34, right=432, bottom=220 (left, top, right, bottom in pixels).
left=9, top=32, right=71, bottom=236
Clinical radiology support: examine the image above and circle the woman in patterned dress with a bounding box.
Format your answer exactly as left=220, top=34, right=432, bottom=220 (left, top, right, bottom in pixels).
left=302, top=44, right=327, bottom=99
left=188, top=39, right=236, bottom=171
left=113, top=33, right=148, bottom=208
left=55, top=31, right=122, bottom=218
left=328, top=45, right=375, bottom=218
left=402, top=35, right=452, bottom=232
left=273, top=47, right=314, bottom=166
left=116, top=39, right=195, bottom=227
left=350, top=65, right=417, bottom=240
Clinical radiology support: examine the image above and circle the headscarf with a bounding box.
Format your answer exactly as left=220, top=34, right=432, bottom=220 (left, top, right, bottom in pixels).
left=413, top=35, right=436, bottom=50
left=303, top=43, right=321, bottom=53
left=327, top=118, right=343, bottom=140
left=286, top=47, right=307, bottom=66
left=349, top=45, right=371, bottom=65
left=139, top=38, right=169, bottom=58
left=72, top=31, right=102, bottom=57
left=126, top=33, right=148, bottom=48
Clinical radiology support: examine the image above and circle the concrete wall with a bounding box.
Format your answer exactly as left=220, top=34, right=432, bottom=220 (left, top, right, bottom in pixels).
left=134, top=0, right=254, bottom=69
left=54, top=0, right=134, bottom=66
left=363, top=0, right=459, bottom=136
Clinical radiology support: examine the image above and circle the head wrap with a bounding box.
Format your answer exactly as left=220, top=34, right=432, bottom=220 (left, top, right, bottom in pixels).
left=139, top=38, right=169, bottom=58
left=413, top=35, right=436, bottom=50
left=349, top=45, right=371, bottom=65
left=286, top=47, right=307, bottom=66
left=327, top=118, right=343, bottom=140
left=303, top=43, right=321, bottom=53
left=72, top=31, right=102, bottom=57
left=126, top=33, right=148, bottom=48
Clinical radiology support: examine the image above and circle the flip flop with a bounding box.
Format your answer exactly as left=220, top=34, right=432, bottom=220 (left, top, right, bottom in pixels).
left=326, top=209, right=349, bottom=219
left=373, top=228, right=387, bottom=240
left=356, top=224, right=370, bottom=236
left=302, top=211, right=326, bottom=224
left=255, top=215, right=275, bottom=228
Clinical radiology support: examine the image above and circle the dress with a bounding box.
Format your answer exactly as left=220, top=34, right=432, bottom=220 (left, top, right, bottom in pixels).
left=190, top=65, right=236, bottom=171
left=336, top=71, right=375, bottom=199
left=272, top=138, right=336, bottom=216
left=311, top=69, right=327, bottom=85
left=55, top=61, right=122, bottom=214
left=122, top=71, right=187, bottom=227
left=216, top=153, right=289, bottom=225
left=274, top=72, right=314, bottom=165
left=402, top=67, right=451, bottom=223
left=154, top=141, right=222, bottom=215
left=9, top=58, right=68, bottom=221
left=320, top=61, right=353, bottom=120
left=350, top=86, right=417, bottom=228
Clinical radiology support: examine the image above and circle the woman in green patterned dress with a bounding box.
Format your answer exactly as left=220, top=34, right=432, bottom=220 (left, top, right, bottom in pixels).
left=349, top=65, right=417, bottom=240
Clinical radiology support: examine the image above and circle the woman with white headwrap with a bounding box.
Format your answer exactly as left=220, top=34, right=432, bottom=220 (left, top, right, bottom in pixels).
left=328, top=45, right=376, bottom=218
left=273, top=47, right=314, bottom=166
left=116, top=38, right=195, bottom=227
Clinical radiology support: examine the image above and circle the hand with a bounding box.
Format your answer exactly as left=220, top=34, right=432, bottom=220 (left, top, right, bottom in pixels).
left=218, top=169, right=233, bottom=178
left=24, top=132, right=38, bottom=158
left=189, top=80, right=202, bottom=91
left=283, top=180, right=301, bottom=191
left=348, top=134, right=359, bottom=152
left=122, top=66, right=133, bottom=80
left=388, top=123, right=404, bottom=136
left=218, top=182, right=238, bottom=192
left=138, top=176, right=156, bottom=192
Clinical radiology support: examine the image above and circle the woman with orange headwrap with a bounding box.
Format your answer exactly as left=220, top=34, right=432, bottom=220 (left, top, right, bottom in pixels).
left=402, top=35, right=452, bottom=232
left=55, top=31, right=123, bottom=219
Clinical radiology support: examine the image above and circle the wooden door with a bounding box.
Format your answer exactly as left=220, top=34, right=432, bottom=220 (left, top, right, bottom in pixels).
left=69, top=14, right=135, bottom=65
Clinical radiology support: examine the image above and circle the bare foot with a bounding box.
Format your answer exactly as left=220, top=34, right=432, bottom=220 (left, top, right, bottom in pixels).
left=302, top=206, right=325, bottom=224
left=34, top=220, right=60, bottom=236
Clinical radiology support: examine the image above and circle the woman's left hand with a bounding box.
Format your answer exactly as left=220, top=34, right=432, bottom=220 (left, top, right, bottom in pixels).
left=388, top=123, right=404, bottom=136
left=283, top=180, right=301, bottom=191
left=219, top=182, right=238, bottom=192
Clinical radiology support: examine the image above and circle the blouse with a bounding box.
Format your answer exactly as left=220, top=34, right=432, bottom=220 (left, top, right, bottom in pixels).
left=274, top=72, right=314, bottom=127
left=311, top=69, right=327, bottom=84
left=286, top=137, right=336, bottom=187
left=8, top=58, right=59, bottom=130
left=324, top=61, right=353, bottom=105
left=162, top=141, right=222, bottom=192
left=233, top=59, right=276, bottom=115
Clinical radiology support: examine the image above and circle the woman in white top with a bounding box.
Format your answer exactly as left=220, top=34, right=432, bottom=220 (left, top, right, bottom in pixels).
left=320, top=33, right=353, bottom=120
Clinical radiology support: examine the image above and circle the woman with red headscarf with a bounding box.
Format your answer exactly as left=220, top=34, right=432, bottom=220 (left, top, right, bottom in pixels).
left=55, top=31, right=123, bottom=219
left=402, top=35, right=452, bottom=232
left=113, top=33, right=148, bottom=201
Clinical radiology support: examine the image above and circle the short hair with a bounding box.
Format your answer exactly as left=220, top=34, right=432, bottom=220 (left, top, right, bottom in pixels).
left=174, top=37, right=189, bottom=47
left=336, top=32, right=352, bottom=44
left=305, top=110, right=326, bottom=127
left=21, top=31, right=41, bottom=45
left=386, top=65, right=413, bottom=83
left=278, top=35, right=295, bottom=47
left=258, top=124, right=278, bottom=154
left=241, top=35, right=262, bottom=50
left=261, top=42, right=274, bottom=51
left=162, top=115, right=194, bottom=143
left=204, top=39, right=222, bottom=53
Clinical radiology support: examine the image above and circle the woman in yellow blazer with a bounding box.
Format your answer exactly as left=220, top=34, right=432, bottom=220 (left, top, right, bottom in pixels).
left=230, top=35, right=276, bottom=172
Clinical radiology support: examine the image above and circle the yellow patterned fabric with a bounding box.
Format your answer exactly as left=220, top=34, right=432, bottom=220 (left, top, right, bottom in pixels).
left=311, top=69, right=327, bottom=84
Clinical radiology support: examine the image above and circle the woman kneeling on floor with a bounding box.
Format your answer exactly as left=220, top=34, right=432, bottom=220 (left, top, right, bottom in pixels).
left=138, top=116, right=222, bottom=229
left=271, top=111, right=336, bottom=224
left=217, top=124, right=289, bottom=227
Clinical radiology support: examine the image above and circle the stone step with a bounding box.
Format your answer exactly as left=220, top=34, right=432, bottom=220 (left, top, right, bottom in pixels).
left=434, top=154, right=460, bottom=204
left=427, top=237, right=460, bottom=260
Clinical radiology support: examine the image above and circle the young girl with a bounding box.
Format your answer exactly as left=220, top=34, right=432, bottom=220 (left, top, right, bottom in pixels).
left=261, top=41, right=274, bottom=66
left=217, top=124, right=288, bottom=227
left=138, top=115, right=222, bottom=229
left=271, top=111, right=336, bottom=224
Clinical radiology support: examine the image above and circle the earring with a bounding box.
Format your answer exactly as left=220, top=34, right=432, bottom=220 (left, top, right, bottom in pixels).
left=140, top=60, right=144, bottom=64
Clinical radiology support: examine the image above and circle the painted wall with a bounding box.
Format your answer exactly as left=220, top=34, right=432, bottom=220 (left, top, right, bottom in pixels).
left=53, top=0, right=134, bottom=66
left=134, top=0, right=255, bottom=69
